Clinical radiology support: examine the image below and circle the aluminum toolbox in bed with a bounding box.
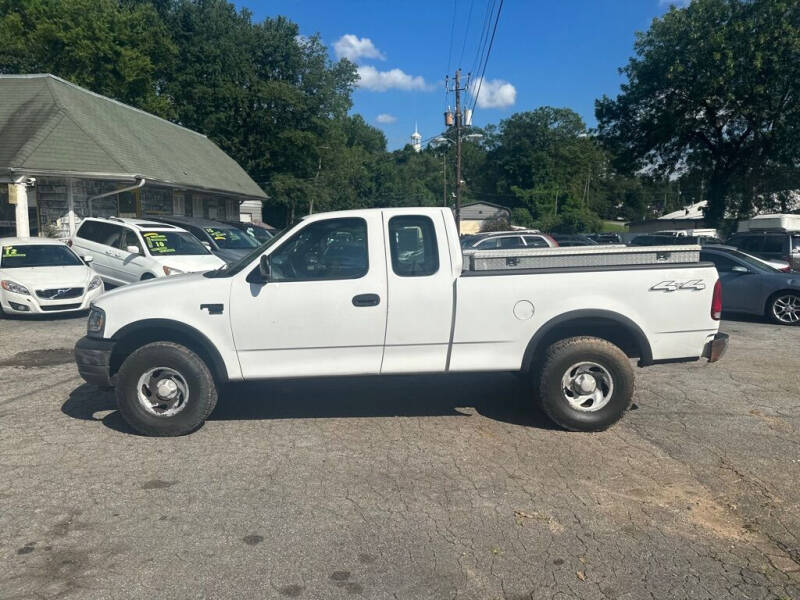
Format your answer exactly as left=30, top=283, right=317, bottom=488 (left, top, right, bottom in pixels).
left=463, top=244, right=701, bottom=271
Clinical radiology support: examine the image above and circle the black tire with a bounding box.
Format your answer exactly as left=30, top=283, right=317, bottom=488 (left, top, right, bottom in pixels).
left=141, top=273, right=156, bottom=281
left=535, top=336, right=634, bottom=432
left=115, top=342, right=217, bottom=436
left=766, top=291, right=800, bottom=326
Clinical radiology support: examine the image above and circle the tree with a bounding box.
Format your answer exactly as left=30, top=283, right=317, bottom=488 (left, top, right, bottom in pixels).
left=596, top=0, right=800, bottom=226
left=0, top=0, right=176, bottom=116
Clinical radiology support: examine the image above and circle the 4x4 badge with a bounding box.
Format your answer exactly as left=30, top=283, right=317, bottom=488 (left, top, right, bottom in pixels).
left=650, top=280, right=706, bottom=292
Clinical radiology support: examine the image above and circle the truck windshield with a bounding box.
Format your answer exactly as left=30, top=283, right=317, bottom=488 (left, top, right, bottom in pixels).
left=1, top=244, right=83, bottom=268
left=204, top=226, right=290, bottom=278
left=141, top=231, right=211, bottom=256
left=203, top=227, right=258, bottom=250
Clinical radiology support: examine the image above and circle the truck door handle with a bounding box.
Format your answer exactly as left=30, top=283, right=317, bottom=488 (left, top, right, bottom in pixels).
left=352, top=293, right=380, bottom=307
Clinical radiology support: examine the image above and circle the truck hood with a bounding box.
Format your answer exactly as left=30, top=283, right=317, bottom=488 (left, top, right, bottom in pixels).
left=97, top=271, right=210, bottom=304
left=94, top=270, right=233, bottom=339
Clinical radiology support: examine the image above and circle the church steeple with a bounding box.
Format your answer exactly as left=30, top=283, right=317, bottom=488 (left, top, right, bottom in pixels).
left=411, top=123, right=421, bottom=152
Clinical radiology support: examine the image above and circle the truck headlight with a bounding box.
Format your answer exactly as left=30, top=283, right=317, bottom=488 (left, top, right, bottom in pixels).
left=87, top=306, right=106, bottom=337
left=87, top=276, right=103, bottom=291
left=163, top=265, right=184, bottom=276
left=1, top=280, right=30, bottom=295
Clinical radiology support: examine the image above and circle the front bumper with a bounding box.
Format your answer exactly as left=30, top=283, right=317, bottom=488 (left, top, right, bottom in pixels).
left=74, top=336, right=115, bottom=387
left=702, top=332, right=729, bottom=363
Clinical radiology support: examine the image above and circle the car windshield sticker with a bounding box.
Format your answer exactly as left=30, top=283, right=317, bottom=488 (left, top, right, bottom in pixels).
left=2, top=246, right=25, bottom=258
left=142, top=232, right=175, bottom=253
left=204, top=227, right=239, bottom=241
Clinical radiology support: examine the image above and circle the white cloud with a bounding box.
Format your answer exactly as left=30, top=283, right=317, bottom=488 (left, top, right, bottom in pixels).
left=333, top=34, right=385, bottom=61
left=356, top=65, right=431, bottom=92
left=469, top=77, right=516, bottom=109
left=375, top=113, right=397, bottom=124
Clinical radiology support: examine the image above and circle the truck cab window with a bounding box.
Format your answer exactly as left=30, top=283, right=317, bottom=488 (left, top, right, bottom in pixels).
left=388, top=215, right=439, bottom=277
left=269, top=217, right=368, bottom=281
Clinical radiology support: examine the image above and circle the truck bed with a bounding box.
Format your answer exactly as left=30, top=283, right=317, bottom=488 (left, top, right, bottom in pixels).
left=462, top=244, right=701, bottom=271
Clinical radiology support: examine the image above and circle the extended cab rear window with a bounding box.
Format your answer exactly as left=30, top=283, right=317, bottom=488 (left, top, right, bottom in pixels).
left=388, top=215, right=439, bottom=277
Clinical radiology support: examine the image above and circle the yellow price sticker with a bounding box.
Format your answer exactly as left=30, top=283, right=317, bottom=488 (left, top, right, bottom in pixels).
left=2, top=246, right=25, bottom=258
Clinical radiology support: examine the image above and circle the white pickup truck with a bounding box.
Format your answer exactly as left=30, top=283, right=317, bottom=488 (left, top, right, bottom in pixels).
left=75, top=207, right=728, bottom=436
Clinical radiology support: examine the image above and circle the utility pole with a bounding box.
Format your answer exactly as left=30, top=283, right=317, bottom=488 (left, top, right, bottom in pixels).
left=445, top=69, right=469, bottom=233
left=454, top=69, right=464, bottom=233
left=309, top=145, right=329, bottom=215
left=309, top=154, right=322, bottom=215
left=442, top=153, right=447, bottom=207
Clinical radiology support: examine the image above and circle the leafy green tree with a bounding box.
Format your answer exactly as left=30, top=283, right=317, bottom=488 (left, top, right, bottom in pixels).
left=0, top=0, right=176, bottom=116
left=596, top=0, right=800, bottom=226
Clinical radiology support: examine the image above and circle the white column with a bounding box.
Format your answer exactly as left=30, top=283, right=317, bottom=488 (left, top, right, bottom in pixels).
left=13, top=182, right=30, bottom=238
left=67, top=179, right=77, bottom=236
left=67, top=179, right=75, bottom=237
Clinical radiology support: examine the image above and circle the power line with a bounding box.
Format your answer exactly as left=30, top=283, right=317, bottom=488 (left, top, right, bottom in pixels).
left=471, top=0, right=504, bottom=114
left=458, top=0, right=476, bottom=69
left=468, top=0, right=496, bottom=104
left=444, top=0, right=458, bottom=111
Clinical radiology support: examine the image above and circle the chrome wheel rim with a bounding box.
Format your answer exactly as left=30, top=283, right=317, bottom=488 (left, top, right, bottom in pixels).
left=772, top=294, right=800, bottom=324
left=561, top=361, right=614, bottom=412
left=136, top=367, right=189, bottom=417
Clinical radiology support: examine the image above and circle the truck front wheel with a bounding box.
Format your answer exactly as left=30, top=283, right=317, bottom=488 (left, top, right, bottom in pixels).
left=115, top=342, right=218, bottom=436
left=536, top=336, right=634, bottom=432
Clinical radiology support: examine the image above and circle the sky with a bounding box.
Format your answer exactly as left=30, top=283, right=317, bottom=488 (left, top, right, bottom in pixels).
left=235, top=0, right=688, bottom=150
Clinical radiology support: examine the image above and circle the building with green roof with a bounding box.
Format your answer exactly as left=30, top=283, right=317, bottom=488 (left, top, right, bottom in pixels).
left=1, top=74, right=267, bottom=237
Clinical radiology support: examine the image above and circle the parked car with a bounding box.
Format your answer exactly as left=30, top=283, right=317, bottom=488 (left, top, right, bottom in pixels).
left=630, top=234, right=723, bottom=246
left=75, top=207, right=726, bottom=437
left=0, top=237, right=104, bottom=315
left=222, top=221, right=275, bottom=244
left=70, top=217, right=225, bottom=287
left=725, top=230, right=800, bottom=271
left=460, top=231, right=557, bottom=251
left=586, top=233, right=622, bottom=244
left=145, top=215, right=259, bottom=263
left=699, top=245, right=800, bottom=325
left=548, top=233, right=598, bottom=247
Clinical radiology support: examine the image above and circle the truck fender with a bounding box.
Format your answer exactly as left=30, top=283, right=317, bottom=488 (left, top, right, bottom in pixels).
left=110, top=319, right=229, bottom=382
left=521, top=309, right=653, bottom=371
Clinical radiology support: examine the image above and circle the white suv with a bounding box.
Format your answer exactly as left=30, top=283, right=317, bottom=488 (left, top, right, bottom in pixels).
left=70, top=218, right=226, bottom=286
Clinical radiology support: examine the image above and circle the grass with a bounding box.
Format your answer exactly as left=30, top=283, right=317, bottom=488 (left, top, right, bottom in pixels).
left=600, top=220, right=628, bottom=232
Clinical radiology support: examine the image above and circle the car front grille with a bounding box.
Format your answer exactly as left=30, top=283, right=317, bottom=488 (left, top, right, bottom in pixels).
left=36, top=287, right=84, bottom=300
left=40, top=303, right=82, bottom=312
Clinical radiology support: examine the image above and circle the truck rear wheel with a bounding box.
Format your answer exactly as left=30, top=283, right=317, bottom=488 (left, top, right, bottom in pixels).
left=536, top=336, right=634, bottom=431
left=115, top=342, right=217, bottom=436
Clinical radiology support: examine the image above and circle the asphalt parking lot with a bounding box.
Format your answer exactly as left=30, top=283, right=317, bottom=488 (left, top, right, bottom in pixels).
left=1, top=314, right=798, bottom=600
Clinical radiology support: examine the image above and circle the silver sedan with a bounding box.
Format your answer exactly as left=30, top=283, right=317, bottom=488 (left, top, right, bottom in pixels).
left=700, top=246, right=800, bottom=325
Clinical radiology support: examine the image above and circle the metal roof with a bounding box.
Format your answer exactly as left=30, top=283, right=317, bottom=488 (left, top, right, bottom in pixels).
left=459, top=201, right=511, bottom=220
left=0, top=74, right=266, bottom=200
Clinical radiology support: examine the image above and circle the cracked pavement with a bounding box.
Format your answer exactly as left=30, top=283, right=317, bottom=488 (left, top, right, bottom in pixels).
left=1, top=313, right=798, bottom=599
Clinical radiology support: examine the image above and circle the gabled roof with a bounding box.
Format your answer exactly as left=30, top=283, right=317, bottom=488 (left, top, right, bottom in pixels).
left=661, top=200, right=706, bottom=220
left=459, top=201, right=511, bottom=220
left=0, top=74, right=266, bottom=199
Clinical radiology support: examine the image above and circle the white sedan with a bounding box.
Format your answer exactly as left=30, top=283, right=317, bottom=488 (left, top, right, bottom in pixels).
left=0, top=237, right=104, bottom=315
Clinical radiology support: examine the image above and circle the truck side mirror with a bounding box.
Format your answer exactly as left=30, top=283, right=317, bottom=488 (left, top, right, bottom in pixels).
left=82, top=255, right=94, bottom=264
left=126, top=245, right=140, bottom=255
left=258, top=255, right=271, bottom=281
